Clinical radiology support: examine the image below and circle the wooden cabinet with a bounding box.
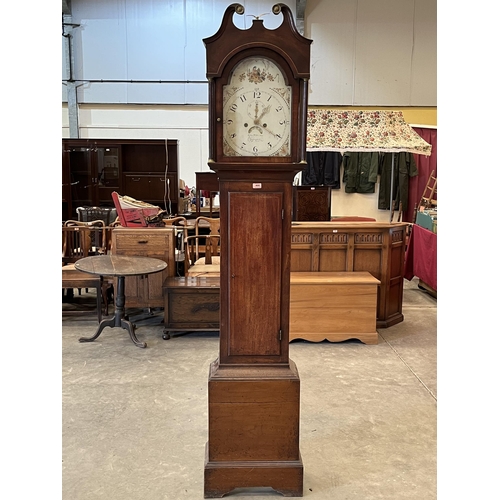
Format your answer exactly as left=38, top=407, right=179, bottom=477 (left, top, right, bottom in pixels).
left=292, top=185, right=331, bottom=221
left=121, top=141, right=178, bottom=210
left=111, top=228, right=176, bottom=309
left=290, top=221, right=408, bottom=328
left=62, top=139, right=178, bottom=220
left=62, top=143, right=119, bottom=220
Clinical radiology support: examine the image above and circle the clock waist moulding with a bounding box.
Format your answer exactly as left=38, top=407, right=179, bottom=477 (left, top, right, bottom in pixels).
left=203, top=4, right=311, bottom=498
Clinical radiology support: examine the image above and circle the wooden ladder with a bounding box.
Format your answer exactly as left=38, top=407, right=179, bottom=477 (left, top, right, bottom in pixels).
left=413, top=170, right=437, bottom=222
left=420, top=170, right=437, bottom=209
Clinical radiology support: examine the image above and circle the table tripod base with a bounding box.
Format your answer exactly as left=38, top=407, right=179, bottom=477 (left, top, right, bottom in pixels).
left=79, top=317, right=147, bottom=348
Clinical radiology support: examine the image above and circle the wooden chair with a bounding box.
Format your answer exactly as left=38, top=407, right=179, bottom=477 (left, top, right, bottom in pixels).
left=162, top=216, right=189, bottom=275
left=196, top=216, right=220, bottom=235
left=62, top=221, right=108, bottom=321
left=111, top=191, right=166, bottom=227
left=185, top=217, right=221, bottom=277
left=191, top=216, right=220, bottom=263
left=63, top=220, right=108, bottom=257
left=185, top=235, right=221, bottom=277
left=76, top=206, right=118, bottom=226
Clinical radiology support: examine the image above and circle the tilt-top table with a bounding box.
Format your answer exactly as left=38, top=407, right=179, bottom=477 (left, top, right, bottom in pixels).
left=75, top=255, right=167, bottom=348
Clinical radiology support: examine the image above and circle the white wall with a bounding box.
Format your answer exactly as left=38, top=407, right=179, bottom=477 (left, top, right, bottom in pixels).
left=305, top=0, right=437, bottom=106
left=63, top=0, right=297, bottom=104
left=63, top=0, right=436, bottom=106
left=331, top=182, right=390, bottom=222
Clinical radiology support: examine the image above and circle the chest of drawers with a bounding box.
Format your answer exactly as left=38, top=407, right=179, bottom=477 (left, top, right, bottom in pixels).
left=111, top=228, right=175, bottom=308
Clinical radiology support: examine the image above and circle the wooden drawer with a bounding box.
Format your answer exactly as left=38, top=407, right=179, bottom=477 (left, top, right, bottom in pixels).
left=112, top=230, right=173, bottom=254
left=112, top=228, right=175, bottom=271
left=163, top=277, right=220, bottom=337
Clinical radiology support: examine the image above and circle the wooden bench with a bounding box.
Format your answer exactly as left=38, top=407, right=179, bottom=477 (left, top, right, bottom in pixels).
left=289, top=271, right=380, bottom=344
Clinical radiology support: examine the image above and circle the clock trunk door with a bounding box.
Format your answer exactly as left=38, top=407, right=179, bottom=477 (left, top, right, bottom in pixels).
left=226, top=189, right=283, bottom=361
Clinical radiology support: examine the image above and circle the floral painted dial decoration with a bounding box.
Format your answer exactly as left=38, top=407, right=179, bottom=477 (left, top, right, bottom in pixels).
left=223, top=57, right=291, bottom=157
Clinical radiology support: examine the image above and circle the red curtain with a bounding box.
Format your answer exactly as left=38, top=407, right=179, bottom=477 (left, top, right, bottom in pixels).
left=403, top=127, right=437, bottom=222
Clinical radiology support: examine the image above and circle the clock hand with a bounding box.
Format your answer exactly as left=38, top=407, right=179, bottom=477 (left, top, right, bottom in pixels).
left=253, top=104, right=271, bottom=125
left=257, top=104, right=271, bottom=122
left=261, top=124, right=278, bottom=137
left=245, top=101, right=261, bottom=120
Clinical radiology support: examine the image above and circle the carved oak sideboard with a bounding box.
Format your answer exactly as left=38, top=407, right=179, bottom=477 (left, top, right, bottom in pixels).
left=290, top=221, right=408, bottom=328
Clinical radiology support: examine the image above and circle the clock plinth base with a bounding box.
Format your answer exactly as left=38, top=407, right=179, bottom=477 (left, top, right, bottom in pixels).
left=204, top=359, right=303, bottom=498
left=204, top=445, right=303, bottom=498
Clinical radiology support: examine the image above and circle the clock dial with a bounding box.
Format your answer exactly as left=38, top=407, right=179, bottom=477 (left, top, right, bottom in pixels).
left=223, top=57, right=291, bottom=157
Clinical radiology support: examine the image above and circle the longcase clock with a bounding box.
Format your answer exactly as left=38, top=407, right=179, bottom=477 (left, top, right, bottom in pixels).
left=203, top=4, right=311, bottom=497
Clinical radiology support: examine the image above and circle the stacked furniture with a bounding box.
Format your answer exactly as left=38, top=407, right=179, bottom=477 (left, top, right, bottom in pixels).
left=68, top=219, right=406, bottom=338
left=290, top=221, right=408, bottom=328
left=161, top=220, right=405, bottom=342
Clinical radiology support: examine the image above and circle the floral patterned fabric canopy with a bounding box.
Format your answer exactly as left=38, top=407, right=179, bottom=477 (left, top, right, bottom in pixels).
left=306, top=108, right=432, bottom=156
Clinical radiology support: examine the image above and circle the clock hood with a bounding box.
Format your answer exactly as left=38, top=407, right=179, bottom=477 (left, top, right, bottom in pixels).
left=203, top=3, right=311, bottom=80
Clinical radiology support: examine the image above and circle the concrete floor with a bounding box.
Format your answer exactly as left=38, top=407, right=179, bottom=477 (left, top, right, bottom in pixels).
left=62, top=278, right=436, bottom=499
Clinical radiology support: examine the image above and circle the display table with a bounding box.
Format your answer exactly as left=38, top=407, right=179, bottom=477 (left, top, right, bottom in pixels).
left=404, top=224, right=437, bottom=295
left=75, top=255, right=167, bottom=348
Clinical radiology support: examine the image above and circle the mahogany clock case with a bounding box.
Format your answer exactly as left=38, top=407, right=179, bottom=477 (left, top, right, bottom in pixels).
left=203, top=4, right=311, bottom=497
